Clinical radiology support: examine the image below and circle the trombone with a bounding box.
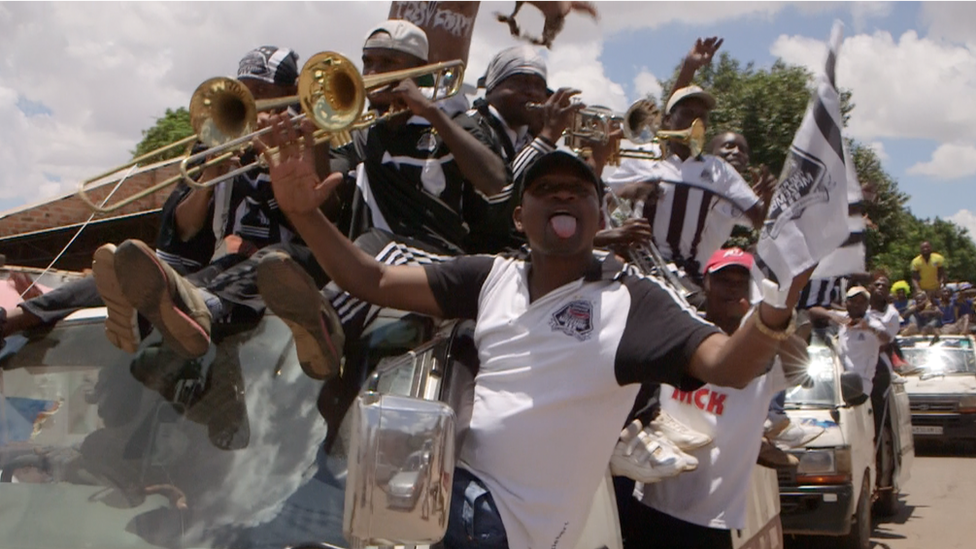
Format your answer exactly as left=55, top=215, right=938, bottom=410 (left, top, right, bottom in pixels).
left=75, top=77, right=299, bottom=214
left=179, top=52, right=465, bottom=190
left=76, top=52, right=464, bottom=213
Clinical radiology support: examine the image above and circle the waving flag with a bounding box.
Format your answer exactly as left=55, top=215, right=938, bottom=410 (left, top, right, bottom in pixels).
left=755, top=21, right=863, bottom=285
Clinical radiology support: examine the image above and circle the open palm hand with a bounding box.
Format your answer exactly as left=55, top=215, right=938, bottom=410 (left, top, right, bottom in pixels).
left=257, top=114, right=342, bottom=218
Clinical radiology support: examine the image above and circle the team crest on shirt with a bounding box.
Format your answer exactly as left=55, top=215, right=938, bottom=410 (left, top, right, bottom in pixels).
left=699, top=167, right=714, bottom=184
left=416, top=130, right=439, bottom=152
left=550, top=300, right=594, bottom=341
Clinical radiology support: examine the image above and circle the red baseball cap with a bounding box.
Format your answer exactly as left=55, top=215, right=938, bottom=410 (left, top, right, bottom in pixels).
left=704, top=247, right=754, bottom=274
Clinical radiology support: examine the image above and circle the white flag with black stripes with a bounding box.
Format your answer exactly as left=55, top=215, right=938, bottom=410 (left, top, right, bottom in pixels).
left=754, top=21, right=863, bottom=286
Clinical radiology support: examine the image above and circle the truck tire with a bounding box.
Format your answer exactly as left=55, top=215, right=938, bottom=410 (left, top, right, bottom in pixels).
left=874, top=424, right=899, bottom=517
left=841, top=476, right=872, bottom=549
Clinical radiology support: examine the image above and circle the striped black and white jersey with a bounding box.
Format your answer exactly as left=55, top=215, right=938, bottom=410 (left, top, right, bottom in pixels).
left=331, top=110, right=511, bottom=255
left=605, top=154, right=759, bottom=276
left=798, top=276, right=846, bottom=310
left=465, top=99, right=555, bottom=253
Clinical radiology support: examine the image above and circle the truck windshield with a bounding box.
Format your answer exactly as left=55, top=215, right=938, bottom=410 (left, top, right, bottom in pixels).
left=785, top=343, right=838, bottom=408
left=899, top=337, right=976, bottom=375
left=0, top=316, right=348, bottom=549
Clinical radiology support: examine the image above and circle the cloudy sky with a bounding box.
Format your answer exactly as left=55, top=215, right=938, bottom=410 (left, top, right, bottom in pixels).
left=2, top=2, right=975, bottom=237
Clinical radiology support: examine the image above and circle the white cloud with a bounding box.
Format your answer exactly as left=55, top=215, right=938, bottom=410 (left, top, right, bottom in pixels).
left=633, top=68, right=663, bottom=102
left=868, top=141, right=889, bottom=162
left=949, top=209, right=976, bottom=243
left=921, top=2, right=976, bottom=48
left=0, top=1, right=823, bottom=209
left=907, top=143, right=976, bottom=180
left=770, top=30, right=976, bottom=143
left=850, top=1, right=892, bottom=33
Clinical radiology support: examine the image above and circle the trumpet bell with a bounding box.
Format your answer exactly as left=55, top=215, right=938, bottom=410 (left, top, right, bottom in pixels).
left=189, top=77, right=258, bottom=148
left=299, top=51, right=366, bottom=133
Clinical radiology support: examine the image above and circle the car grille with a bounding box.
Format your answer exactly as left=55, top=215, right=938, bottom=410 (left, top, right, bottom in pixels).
left=909, top=398, right=957, bottom=413
left=777, top=468, right=797, bottom=486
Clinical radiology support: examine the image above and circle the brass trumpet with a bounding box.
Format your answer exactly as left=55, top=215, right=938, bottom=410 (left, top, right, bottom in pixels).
left=608, top=99, right=706, bottom=165
left=527, top=98, right=705, bottom=166
left=77, top=52, right=464, bottom=213
left=179, top=52, right=465, bottom=191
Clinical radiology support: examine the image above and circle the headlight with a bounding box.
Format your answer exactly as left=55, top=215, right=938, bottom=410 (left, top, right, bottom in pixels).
left=958, top=395, right=976, bottom=412
left=792, top=447, right=852, bottom=484
left=794, top=449, right=835, bottom=475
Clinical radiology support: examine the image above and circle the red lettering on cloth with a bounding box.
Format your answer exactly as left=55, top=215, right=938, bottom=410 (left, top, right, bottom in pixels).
left=672, top=387, right=694, bottom=404
left=694, top=389, right=710, bottom=410
left=706, top=392, right=727, bottom=415
left=671, top=388, right=728, bottom=416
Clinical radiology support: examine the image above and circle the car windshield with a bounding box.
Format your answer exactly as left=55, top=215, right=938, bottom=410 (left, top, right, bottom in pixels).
left=0, top=316, right=347, bottom=549
left=899, top=337, right=976, bottom=375
left=784, top=343, right=838, bottom=408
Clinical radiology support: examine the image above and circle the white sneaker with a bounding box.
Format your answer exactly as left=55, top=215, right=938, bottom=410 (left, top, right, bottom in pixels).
left=610, top=421, right=697, bottom=484
left=649, top=411, right=712, bottom=451
left=771, top=421, right=825, bottom=450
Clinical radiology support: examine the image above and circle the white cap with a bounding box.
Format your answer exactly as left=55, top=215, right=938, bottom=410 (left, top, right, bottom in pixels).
left=846, top=286, right=871, bottom=299
left=363, top=20, right=429, bottom=63
left=665, top=85, right=716, bottom=115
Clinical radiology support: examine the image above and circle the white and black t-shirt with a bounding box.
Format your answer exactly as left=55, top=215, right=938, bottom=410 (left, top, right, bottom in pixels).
left=641, top=361, right=788, bottom=530
left=605, top=154, right=759, bottom=275
left=424, top=251, right=720, bottom=549
left=838, top=312, right=886, bottom=395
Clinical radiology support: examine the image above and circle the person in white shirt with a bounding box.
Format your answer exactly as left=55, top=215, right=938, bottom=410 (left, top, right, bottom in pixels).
left=838, top=286, right=890, bottom=400
left=257, top=134, right=814, bottom=549
left=867, top=272, right=901, bottom=441
left=604, top=86, right=764, bottom=285
left=620, top=247, right=809, bottom=549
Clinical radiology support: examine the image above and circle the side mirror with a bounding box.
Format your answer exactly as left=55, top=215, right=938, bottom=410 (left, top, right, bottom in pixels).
left=344, top=392, right=456, bottom=548
left=840, top=371, right=868, bottom=406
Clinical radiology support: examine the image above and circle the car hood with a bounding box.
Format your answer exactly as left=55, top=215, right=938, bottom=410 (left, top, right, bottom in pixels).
left=903, top=374, right=976, bottom=396
left=784, top=409, right=846, bottom=449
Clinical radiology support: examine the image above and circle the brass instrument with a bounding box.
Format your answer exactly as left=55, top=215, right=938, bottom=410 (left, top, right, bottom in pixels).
left=180, top=52, right=465, bottom=190
left=76, top=77, right=302, bottom=214
left=605, top=188, right=693, bottom=304
left=529, top=98, right=706, bottom=166
left=77, top=52, right=464, bottom=213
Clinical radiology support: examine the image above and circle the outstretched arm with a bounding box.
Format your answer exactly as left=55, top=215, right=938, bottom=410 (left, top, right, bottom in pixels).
left=669, top=37, right=723, bottom=99
left=258, top=114, right=444, bottom=318
left=688, top=268, right=815, bottom=388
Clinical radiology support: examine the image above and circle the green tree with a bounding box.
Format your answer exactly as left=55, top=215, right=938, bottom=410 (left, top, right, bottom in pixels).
left=659, top=51, right=976, bottom=280
left=661, top=53, right=855, bottom=175
left=131, top=107, right=194, bottom=164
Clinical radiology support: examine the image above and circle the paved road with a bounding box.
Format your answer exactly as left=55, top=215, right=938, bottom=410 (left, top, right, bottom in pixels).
left=787, top=441, right=976, bottom=549
left=869, top=442, right=976, bottom=549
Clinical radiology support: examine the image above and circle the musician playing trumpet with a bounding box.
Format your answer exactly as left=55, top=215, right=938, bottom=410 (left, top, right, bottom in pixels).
left=92, top=21, right=510, bottom=388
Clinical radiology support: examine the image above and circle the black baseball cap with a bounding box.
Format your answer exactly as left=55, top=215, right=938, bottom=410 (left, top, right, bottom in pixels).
left=518, top=151, right=604, bottom=200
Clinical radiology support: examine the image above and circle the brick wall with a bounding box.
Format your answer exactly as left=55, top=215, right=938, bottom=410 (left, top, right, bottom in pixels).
left=0, top=163, right=181, bottom=238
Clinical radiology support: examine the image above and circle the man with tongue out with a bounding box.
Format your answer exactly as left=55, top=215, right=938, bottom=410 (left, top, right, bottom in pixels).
left=259, top=118, right=812, bottom=549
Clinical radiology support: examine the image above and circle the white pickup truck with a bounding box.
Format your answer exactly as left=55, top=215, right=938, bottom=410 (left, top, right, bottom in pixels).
left=777, top=341, right=914, bottom=549
left=0, top=267, right=781, bottom=549
left=899, top=335, right=976, bottom=445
